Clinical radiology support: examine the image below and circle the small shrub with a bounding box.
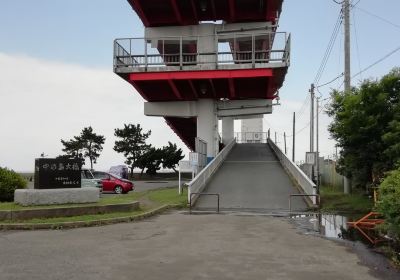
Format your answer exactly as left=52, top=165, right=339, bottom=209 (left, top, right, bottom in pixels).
left=0, top=167, right=27, bottom=202
left=377, top=168, right=400, bottom=238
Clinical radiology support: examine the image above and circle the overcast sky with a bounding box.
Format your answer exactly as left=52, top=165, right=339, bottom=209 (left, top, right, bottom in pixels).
left=1, top=0, right=400, bottom=172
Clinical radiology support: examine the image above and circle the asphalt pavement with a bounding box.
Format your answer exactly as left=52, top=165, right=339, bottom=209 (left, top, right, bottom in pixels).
left=0, top=212, right=392, bottom=280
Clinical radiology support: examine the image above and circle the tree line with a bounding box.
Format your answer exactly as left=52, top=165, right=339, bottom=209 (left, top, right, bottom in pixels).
left=58, top=124, right=183, bottom=176
left=328, top=68, right=400, bottom=237
left=327, top=68, right=400, bottom=189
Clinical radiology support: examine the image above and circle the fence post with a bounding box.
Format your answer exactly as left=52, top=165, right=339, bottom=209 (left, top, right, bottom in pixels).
left=144, top=39, right=148, bottom=70
left=252, top=34, right=255, bottom=68
left=180, top=36, right=183, bottom=70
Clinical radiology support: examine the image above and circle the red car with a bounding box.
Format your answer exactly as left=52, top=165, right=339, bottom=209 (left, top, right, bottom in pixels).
left=92, top=171, right=134, bottom=194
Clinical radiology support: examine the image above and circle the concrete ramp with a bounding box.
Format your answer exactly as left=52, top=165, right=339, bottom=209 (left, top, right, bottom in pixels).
left=195, top=143, right=307, bottom=212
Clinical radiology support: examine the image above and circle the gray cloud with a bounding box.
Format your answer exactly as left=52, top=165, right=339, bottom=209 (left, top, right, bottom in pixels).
left=0, top=53, right=188, bottom=172
left=0, top=53, right=336, bottom=172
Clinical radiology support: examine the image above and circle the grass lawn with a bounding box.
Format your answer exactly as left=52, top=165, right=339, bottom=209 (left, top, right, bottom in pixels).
left=0, top=187, right=188, bottom=224
left=320, top=185, right=374, bottom=213
left=0, top=187, right=187, bottom=211
left=0, top=210, right=148, bottom=224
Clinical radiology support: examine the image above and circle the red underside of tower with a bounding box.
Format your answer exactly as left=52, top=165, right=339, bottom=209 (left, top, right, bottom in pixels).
left=127, top=0, right=283, bottom=27
left=120, top=0, right=287, bottom=151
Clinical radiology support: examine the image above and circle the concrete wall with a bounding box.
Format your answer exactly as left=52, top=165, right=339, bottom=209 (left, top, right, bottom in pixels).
left=241, top=118, right=264, bottom=143
left=321, top=161, right=344, bottom=189
left=14, top=188, right=100, bottom=206
left=222, top=117, right=234, bottom=145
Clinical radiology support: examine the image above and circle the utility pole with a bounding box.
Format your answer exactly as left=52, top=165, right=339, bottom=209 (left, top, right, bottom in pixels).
left=275, top=131, right=277, bottom=143
left=316, top=97, right=320, bottom=195
left=292, top=112, right=296, bottom=162
left=310, top=84, right=315, bottom=153
left=284, top=132, right=287, bottom=154
left=343, top=0, right=352, bottom=194
left=344, top=0, right=351, bottom=92
left=310, top=83, right=315, bottom=183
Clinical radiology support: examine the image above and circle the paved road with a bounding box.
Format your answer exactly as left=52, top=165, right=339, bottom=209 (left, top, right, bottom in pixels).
left=196, top=143, right=307, bottom=212
left=0, top=212, right=391, bottom=280
left=133, top=180, right=187, bottom=192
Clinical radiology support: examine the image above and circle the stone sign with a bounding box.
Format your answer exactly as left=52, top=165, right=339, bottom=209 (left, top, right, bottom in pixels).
left=34, top=158, right=81, bottom=189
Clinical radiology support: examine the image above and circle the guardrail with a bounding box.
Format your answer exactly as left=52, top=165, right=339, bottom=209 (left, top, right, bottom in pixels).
left=235, top=132, right=268, bottom=143
left=189, top=193, right=220, bottom=214
left=188, top=139, right=236, bottom=206
left=268, top=138, right=318, bottom=206
left=114, top=31, right=290, bottom=72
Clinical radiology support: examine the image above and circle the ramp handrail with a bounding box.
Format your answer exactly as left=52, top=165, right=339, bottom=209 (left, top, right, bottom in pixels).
left=268, top=138, right=318, bottom=205
left=188, top=139, right=236, bottom=206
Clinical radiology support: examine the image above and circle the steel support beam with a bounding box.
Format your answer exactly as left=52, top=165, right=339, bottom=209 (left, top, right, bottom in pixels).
left=209, top=79, right=217, bottom=98
left=168, top=80, right=183, bottom=100
left=210, top=0, right=217, bottom=21
left=128, top=0, right=150, bottom=27
left=129, top=68, right=273, bottom=81
left=170, top=0, right=184, bottom=25
left=228, top=78, right=235, bottom=99
left=190, top=0, right=199, bottom=22
left=228, top=0, right=235, bottom=22
left=188, top=80, right=199, bottom=99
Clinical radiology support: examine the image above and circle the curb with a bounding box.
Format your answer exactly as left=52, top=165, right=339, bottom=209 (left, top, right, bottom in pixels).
left=0, top=204, right=181, bottom=231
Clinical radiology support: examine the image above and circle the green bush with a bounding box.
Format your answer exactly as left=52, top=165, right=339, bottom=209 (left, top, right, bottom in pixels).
left=377, top=168, right=400, bottom=238
left=0, top=167, right=27, bottom=202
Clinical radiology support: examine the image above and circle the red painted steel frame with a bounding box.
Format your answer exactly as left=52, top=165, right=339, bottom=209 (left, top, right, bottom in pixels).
left=129, top=68, right=273, bottom=81
left=127, top=0, right=283, bottom=27
left=126, top=68, right=284, bottom=102
left=347, top=212, right=385, bottom=245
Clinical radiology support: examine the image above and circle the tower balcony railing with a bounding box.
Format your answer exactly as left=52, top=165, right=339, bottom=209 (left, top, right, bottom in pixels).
left=114, top=31, right=290, bottom=73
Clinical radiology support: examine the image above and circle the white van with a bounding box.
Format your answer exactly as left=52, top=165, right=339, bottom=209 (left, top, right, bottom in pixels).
left=81, top=169, right=103, bottom=190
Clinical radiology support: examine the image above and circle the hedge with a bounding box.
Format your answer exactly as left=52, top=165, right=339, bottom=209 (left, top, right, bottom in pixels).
left=0, top=167, right=27, bottom=202
left=377, top=168, right=400, bottom=238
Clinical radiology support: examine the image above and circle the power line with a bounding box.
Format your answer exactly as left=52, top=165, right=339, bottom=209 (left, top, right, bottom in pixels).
left=351, top=0, right=361, bottom=8
left=352, top=9, right=363, bottom=81
left=351, top=45, right=400, bottom=79
left=355, top=6, right=400, bottom=31
left=334, top=44, right=400, bottom=90
left=285, top=101, right=327, bottom=138
left=316, top=73, right=344, bottom=88
left=296, top=94, right=311, bottom=119
left=314, top=9, right=343, bottom=85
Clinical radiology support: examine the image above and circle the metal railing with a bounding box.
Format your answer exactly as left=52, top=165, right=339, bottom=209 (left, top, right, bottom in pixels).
left=189, top=193, right=220, bottom=214
left=188, top=139, right=236, bottom=206
left=268, top=138, right=318, bottom=206
left=235, top=132, right=268, bottom=143
left=114, top=32, right=290, bottom=73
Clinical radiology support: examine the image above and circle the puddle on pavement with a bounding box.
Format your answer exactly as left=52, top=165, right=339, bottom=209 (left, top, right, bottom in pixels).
left=289, top=213, right=373, bottom=244
left=290, top=213, right=400, bottom=279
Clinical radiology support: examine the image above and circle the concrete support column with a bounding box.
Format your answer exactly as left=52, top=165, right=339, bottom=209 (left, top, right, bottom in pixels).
left=197, top=99, right=218, bottom=160
left=222, top=117, right=234, bottom=145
